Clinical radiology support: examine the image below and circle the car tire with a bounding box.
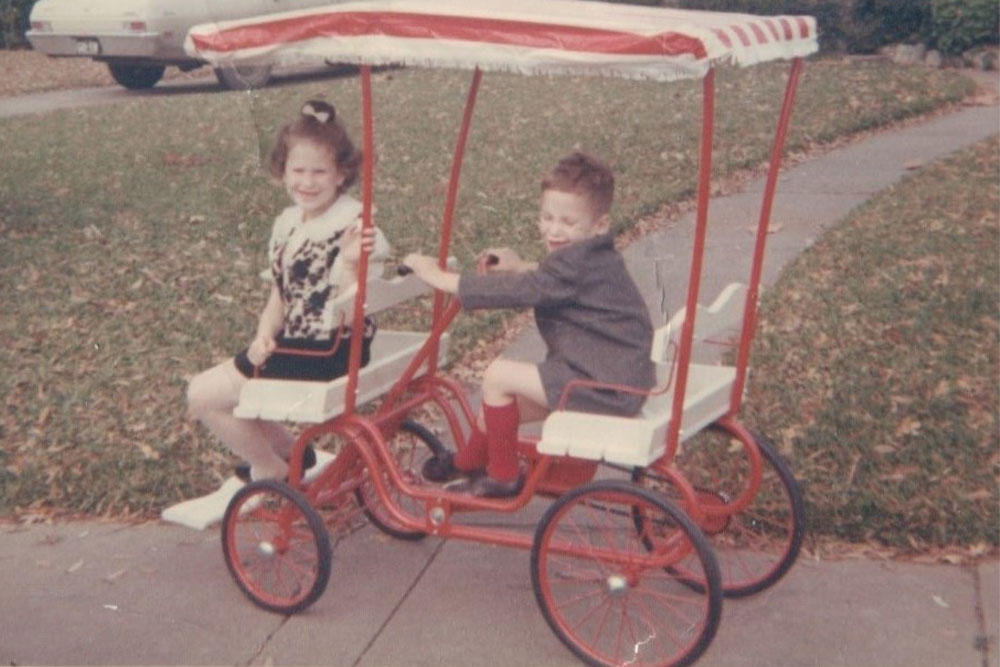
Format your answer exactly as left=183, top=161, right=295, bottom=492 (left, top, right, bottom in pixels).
left=107, top=63, right=165, bottom=90
left=214, top=65, right=273, bottom=90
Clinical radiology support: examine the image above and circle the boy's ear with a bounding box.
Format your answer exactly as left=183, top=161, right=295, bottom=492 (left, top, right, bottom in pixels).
left=595, top=213, right=611, bottom=233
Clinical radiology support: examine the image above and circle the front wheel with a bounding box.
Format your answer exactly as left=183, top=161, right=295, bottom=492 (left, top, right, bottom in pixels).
left=107, top=63, right=164, bottom=89
left=531, top=480, right=722, bottom=667
left=213, top=64, right=273, bottom=90
left=222, top=480, right=331, bottom=614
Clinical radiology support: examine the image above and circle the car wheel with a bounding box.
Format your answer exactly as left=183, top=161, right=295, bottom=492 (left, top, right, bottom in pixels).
left=214, top=65, right=273, bottom=90
left=107, top=63, right=165, bottom=90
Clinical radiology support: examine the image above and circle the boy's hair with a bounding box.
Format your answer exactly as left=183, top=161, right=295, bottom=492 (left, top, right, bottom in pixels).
left=268, top=99, right=362, bottom=194
left=540, top=151, right=614, bottom=218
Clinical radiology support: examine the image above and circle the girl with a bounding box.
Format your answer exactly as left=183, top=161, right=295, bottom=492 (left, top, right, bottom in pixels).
left=187, top=100, right=389, bottom=482
left=404, top=152, right=655, bottom=497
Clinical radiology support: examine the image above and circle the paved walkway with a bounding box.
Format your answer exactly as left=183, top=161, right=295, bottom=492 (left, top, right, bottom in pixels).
left=2, top=74, right=998, bottom=666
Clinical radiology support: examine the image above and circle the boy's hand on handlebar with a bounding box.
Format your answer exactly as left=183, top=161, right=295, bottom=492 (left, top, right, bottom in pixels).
left=402, top=253, right=438, bottom=278
left=402, top=253, right=460, bottom=294
left=247, top=333, right=277, bottom=367
left=479, top=247, right=532, bottom=273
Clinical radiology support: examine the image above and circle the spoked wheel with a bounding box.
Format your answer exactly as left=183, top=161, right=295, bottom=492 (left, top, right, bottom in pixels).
left=354, top=420, right=447, bottom=541
left=222, top=480, right=332, bottom=614
left=633, top=425, right=805, bottom=598
left=531, top=480, right=722, bottom=667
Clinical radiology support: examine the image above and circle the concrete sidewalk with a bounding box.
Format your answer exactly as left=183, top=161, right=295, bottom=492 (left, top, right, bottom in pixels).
left=3, top=88, right=999, bottom=666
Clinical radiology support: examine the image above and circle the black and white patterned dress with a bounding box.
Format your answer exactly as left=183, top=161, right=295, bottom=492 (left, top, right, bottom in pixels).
left=234, top=195, right=390, bottom=380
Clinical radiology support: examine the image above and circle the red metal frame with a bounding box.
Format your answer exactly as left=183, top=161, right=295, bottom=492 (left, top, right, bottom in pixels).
left=729, top=57, right=805, bottom=414
left=275, top=58, right=805, bottom=556
left=665, top=68, right=715, bottom=463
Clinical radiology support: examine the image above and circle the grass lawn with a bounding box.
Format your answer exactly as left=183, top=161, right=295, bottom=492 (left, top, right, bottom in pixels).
left=0, top=57, right=986, bottom=549
left=743, top=136, right=999, bottom=552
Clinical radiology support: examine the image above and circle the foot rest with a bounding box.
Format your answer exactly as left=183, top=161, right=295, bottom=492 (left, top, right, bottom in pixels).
left=537, top=363, right=737, bottom=467
left=234, top=330, right=448, bottom=423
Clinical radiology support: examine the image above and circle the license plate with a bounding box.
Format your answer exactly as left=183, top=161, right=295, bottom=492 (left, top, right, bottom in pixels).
left=75, top=39, right=101, bottom=55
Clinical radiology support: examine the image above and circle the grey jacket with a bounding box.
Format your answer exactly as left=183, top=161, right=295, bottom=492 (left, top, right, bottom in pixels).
left=458, top=233, right=655, bottom=416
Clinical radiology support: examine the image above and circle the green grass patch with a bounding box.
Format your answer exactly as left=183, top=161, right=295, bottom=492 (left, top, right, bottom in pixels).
left=0, top=59, right=975, bottom=520
left=745, top=136, right=999, bottom=551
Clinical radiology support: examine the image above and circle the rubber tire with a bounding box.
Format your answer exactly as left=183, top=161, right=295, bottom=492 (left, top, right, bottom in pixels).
left=222, top=479, right=332, bottom=614
left=107, top=63, right=164, bottom=90
left=213, top=64, right=273, bottom=90
left=633, top=427, right=806, bottom=598
left=354, top=420, right=447, bottom=541
left=531, top=480, right=722, bottom=667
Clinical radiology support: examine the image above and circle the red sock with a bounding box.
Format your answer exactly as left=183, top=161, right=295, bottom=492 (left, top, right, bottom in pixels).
left=453, top=427, right=487, bottom=471
left=482, top=401, right=520, bottom=482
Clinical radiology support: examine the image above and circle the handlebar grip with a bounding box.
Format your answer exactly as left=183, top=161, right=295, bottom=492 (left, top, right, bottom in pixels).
left=397, top=264, right=414, bottom=276
left=485, top=254, right=499, bottom=266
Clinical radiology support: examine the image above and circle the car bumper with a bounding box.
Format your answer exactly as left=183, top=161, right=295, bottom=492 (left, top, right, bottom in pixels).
left=26, top=31, right=185, bottom=61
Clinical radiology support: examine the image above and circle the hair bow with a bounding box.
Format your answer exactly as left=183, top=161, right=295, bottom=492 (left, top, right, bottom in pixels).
left=302, top=103, right=331, bottom=123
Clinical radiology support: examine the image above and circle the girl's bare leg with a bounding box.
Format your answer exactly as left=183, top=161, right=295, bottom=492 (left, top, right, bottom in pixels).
left=186, top=360, right=290, bottom=480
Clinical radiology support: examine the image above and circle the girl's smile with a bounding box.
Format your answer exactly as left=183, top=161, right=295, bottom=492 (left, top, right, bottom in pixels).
left=283, top=139, right=345, bottom=220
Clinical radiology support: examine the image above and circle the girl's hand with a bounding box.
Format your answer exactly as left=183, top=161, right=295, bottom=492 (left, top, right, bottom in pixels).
left=247, top=333, right=277, bottom=367
left=340, top=225, right=376, bottom=265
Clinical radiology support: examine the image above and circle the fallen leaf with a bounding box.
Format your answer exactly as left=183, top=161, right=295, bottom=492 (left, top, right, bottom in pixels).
left=932, top=594, right=949, bottom=608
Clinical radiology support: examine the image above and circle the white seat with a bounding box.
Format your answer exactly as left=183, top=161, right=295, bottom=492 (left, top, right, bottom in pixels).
left=537, top=283, right=747, bottom=467
left=234, top=264, right=453, bottom=424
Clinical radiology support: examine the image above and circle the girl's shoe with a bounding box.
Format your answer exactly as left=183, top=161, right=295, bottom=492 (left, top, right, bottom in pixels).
left=234, top=445, right=317, bottom=483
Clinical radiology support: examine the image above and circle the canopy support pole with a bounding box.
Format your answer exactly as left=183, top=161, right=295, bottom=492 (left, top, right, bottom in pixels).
left=429, top=67, right=482, bottom=372
left=666, top=67, right=715, bottom=460
left=729, top=57, right=804, bottom=414
left=345, top=64, right=377, bottom=415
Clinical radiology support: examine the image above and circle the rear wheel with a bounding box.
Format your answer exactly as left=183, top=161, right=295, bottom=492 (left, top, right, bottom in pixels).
left=107, top=63, right=164, bottom=89
left=214, top=64, right=273, bottom=90
left=355, top=420, right=447, bottom=541
left=531, top=480, right=722, bottom=667
left=222, top=480, right=331, bottom=614
left=633, top=425, right=805, bottom=597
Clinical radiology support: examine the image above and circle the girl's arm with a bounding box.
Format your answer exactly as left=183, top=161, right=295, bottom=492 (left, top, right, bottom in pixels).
left=247, top=285, right=284, bottom=365
left=402, top=253, right=460, bottom=293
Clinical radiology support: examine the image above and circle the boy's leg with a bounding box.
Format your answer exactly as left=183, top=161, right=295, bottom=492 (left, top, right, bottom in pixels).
left=481, top=359, right=548, bottom=482
left=186, top=360, right=289, bottom=480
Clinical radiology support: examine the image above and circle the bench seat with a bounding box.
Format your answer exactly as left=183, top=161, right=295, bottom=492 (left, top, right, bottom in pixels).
left=536, top=362, right=737, bottom=467
left=234, top=330, right=448, bottom=423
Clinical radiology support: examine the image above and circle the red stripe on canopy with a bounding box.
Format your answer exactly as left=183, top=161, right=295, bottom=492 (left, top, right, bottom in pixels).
left=763, top=19, right=781, bottom=41
left=729, top=24, right=751, bottom=47
left=189, top=10, right=710, bottom=60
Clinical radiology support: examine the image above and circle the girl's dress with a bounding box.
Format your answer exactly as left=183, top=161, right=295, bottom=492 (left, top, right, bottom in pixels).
left=458, top=232, right=655, bottom=416
left=234, top=195, right=390, bottom=381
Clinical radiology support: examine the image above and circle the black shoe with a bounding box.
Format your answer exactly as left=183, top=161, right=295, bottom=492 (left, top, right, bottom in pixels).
left=421, top=451, right=483, bottom=483
left=234, top=445, right=317, bottom=483
left=445, top=473, right=523, bottom=498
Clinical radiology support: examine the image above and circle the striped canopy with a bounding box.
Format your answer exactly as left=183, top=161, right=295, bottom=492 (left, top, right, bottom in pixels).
left=185, top=0, right=818, bottom=82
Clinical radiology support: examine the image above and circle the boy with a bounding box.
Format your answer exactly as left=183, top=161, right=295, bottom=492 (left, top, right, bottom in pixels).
left=403, top=152, right=655, bottom=497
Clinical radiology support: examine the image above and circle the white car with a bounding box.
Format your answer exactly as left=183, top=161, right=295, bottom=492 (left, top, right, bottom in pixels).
left=26, top=0, right=352, bottom=90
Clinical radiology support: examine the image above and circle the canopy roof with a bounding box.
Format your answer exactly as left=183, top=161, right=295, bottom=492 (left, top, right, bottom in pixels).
left=185, top=0, right=817, bottom=82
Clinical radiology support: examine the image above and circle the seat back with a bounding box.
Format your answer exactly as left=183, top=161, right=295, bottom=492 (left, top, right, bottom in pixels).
left=649, top=282, right=748, bottom=364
